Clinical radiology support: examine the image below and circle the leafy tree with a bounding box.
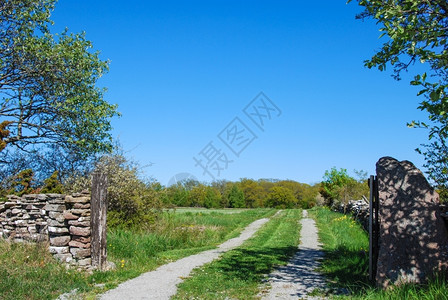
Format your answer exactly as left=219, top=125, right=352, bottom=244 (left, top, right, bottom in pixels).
left=166, top=183, right=190, bottom=206
left=265, top=186, right=297, bottom=209
left=417, top=135, right=448, bottom=201
left=0, top=0, right=118, bottom=159
left=320, top=167, right=351, bottom=206
left=238, top=178, right=265, bottom=207
left=226, top=184, right=245, bottom=208
left=296, top=182, right=320, bottom=209
left=204, top=186, right=221, bottom=208
left=349, top=0, right=448, bottom=193
left=188, top=184, right=207, bottom=207
left=320, top=167, right=370, bottom=207
left=211, top=179, right=231, bottom=207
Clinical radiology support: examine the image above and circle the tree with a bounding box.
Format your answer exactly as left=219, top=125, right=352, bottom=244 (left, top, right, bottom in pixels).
left=166, top=183, right=190, bottom=207
left=320, top=167, right=351, bottom=206
left=204, top=186, right=221, bottom=208
left=349, top=0, right=448, bottom=193
left=226, top=184, right=245, bottom=208
left=0, top=0, right=118, bottom=160
left=320, top=167, right=369, bottom=207
left=188, top=184, right=207, bottom=207
left=238, top=178, right=265, bottom=207
left=416, top=135, right=448, bottom=201
left=265, top=186, right=297, bottom=209
left=298, top=183, right=320, bottom=208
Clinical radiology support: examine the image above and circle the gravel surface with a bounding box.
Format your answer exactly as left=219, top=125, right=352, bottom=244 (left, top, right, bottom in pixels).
left=100, top=217, right=270, bottom=300
left=261, top=210, right=327, bottom=299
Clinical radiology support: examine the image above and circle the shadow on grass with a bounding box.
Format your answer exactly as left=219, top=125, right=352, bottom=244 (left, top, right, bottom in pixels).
left=321, top=245, right=373, bottom=295
left=212, top=245, right=299, bottom=283
left=196, top=245, right=330, bottom=298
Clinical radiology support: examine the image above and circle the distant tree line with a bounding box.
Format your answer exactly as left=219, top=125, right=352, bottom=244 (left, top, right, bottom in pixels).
left=163, top=177, right=320, bottom=209
left=1, top=145, right=372, bottom=230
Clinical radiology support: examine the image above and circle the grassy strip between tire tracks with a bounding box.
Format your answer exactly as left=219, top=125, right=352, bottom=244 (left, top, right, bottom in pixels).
left=310, top=207, right=448, bottom=300
left=173, top=209, right=302, bottom=300
left=0, top=208, right=275, bottom=300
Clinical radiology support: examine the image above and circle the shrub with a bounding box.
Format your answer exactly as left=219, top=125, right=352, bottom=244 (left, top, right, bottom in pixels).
left=64, top=148, right=163, bottom=229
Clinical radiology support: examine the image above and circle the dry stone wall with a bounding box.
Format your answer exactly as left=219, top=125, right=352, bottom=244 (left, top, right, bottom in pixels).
left=335, top=199, right=370, bottom=231
left=0, top=191, right=93, bottom=268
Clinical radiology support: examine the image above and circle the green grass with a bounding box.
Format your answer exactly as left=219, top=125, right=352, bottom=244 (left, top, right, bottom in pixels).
left=310, top=207, right=448, bottom=299
left=173, top=209, right=302, bottom=300
left=0, top=208, right=275, bottom=299
left=0, top=241, right=90, bottom=300
left=92, top=209, right=276, bottom=289
left=170, top=207, right=248, bottom=214
left=309, top=207, right=369, bottom=293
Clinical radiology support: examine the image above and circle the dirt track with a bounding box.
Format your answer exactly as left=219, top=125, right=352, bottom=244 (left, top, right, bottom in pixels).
left=261, top=210, right=327, bottom=299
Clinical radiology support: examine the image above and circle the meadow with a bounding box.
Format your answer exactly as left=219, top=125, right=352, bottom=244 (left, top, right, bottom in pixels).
left=0, top=208, right=275, bottom=299
left=1, top=207, right=447, bottom=299
left=173, top=209, right=303, bottom=299
left=310, top=207, right=448, bottom=300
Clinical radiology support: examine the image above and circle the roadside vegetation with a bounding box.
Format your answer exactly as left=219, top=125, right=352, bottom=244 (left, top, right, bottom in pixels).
left=96, top=209, right=276, bottom=290
left=311, top=207, right=448, bottom=299
left=173, top=209, right=302, bottom=300
left=0, top=209, right=275, bottom=299
left=0, top=241, right=90, bottom=300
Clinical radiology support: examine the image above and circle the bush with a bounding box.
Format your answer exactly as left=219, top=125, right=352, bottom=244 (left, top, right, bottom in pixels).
left=40, top=171, right=64, bottom=194
left=64, top=148, right=163, bottom=229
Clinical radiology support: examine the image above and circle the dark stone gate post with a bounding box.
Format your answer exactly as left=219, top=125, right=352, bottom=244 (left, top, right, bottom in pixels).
left=375, top=157, right=448, bottom=288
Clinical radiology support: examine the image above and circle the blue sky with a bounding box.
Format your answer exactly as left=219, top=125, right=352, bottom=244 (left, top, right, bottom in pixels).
left=51, top=0, right=428, bottom=186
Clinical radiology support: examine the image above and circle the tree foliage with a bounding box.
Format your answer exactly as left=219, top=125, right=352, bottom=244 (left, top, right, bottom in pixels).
left=238, top=178, right=265, bottom=208
left=65, top=148, right=163, bottom=229
left=349, top=0, right=448, bottom=193
left=320, top=167, right=369, bottom=207
left=0, top=0, right=118, bottom=159
left=161, top=177, right=319, bottom=209
left=265, top=186, right=297, bottom=209
left=226, top=184, right=245, bottom=208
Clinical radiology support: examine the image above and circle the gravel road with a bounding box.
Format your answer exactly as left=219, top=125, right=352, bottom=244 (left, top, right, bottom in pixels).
left=261, top=210, right=327, bottom=299
left=100, top=217, right=270, bottom=300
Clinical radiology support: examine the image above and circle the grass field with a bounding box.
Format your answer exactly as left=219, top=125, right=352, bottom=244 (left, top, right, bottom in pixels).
left=173, top=209, right=302, bottom=300
left=3, top=207, right=447, bottom=299
left=0, top=208, right=275, bottom=299
left=0, top=241, right=91, bottom=300
left=169, top=207, right=249, bottom=214
left=310, top=207, right=448, bottom=299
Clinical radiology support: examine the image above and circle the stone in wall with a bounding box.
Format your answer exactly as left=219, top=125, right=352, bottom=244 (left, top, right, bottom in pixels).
left=0, top=191, right=94, bottom=269
left=376, top=157, right=448, bottom=288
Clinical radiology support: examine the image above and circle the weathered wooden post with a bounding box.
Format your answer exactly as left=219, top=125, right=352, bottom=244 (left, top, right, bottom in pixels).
left=91, top=171, right=108, bottom=271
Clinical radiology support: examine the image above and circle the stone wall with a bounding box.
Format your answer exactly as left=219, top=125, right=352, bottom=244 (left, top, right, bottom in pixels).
left=0, top=191, right=92, bottom=268
left=335, top=199, right=370, bottom=231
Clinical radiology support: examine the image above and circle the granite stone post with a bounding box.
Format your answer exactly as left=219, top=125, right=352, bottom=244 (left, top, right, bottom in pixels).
left=376, top=157, right=448, bottom=288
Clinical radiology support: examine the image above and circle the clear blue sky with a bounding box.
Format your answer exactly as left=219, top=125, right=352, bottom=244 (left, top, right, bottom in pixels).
left=51, top=0, right=428, bottom=186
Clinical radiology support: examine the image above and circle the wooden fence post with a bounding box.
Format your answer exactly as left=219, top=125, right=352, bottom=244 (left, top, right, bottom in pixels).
left=91, top=171, right=108, bottom=271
